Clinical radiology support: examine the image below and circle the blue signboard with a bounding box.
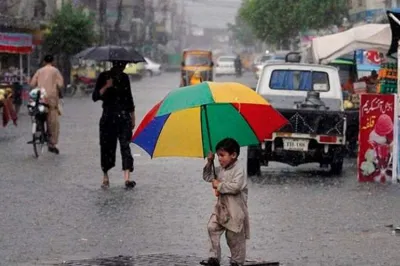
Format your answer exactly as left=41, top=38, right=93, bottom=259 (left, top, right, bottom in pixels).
left=356, top=49, right=364, bottom=65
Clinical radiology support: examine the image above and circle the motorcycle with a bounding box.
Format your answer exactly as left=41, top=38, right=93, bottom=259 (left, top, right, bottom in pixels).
left=64, top=74, right=96, bottom=97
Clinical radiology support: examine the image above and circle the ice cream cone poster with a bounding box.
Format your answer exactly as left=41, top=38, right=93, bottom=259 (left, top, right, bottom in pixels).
left=358, top=94, right=397, bottom=183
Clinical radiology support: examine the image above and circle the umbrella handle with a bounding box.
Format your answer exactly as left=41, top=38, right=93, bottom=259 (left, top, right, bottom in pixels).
left=203, top=105, right=218, bottom=189
left=211, top=162, right=219, bottom=197
left=202, top=104, right=214, bottom=155
left=211, top=160, right=216, bottom=177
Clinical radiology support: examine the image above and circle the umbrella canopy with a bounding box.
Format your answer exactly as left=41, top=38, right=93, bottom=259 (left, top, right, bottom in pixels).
left=132, top=82, right=288, bottom=158
left=73, top=47, right=96, bottom=59
left=310, top=24, right=391, bottom=64
left=75, top=45, right=145, bottom=63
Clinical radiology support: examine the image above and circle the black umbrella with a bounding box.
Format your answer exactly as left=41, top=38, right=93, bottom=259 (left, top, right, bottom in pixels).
left=74, top=47, right=96, bottom=59
left=387, top=10, right=400, bottom=56
left=75, top=45, right=145, bottom=63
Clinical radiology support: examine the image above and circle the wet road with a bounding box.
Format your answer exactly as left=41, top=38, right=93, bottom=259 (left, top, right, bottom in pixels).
left=1, top=72, right=400, bottom=266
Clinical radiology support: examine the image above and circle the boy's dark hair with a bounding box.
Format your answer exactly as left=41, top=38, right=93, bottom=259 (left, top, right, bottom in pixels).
left=215, top=138, right=240, bottom=156
left=44, top=54, right=54, bottom=63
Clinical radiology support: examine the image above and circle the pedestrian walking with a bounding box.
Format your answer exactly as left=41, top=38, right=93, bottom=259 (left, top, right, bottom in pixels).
left=30, top=55, right=64, bottom=154
left=200, top=138, right=250, bottom=266
left=92, top=61, right=136, bottom=189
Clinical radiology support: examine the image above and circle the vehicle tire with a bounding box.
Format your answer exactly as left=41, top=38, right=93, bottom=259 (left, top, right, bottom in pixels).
left=145, top=70, right=153, bottom=77
left=330, top=160, right=343, bottom=175
left=64, top=84, right=76, bottom=97
left=84, top=84, right=94, bottom=95
left=346, top=141, right=358, bottom=158
left=32, top=133, right=39, bottom=158
left=346, top=125, right=358, bottom=158
left=247, top=157, right=261, bottom=176
left=32, top=121, right=45, bottom=158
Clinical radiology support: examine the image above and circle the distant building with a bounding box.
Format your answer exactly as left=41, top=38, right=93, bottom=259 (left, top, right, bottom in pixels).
left=348, top=0, right=399, bottom=24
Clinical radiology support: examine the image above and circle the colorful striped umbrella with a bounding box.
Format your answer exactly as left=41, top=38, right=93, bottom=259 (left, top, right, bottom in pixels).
left=132, top=82, right=288, bottom=158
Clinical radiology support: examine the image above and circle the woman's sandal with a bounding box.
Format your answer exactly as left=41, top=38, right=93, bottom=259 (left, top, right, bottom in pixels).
left=101, top=179, right=110, bottom=189
left=125, top=180, right=136, bottom=189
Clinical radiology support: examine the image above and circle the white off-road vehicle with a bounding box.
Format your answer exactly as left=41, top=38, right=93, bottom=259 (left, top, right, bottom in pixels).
left=247, top=61, right=347, bottom=176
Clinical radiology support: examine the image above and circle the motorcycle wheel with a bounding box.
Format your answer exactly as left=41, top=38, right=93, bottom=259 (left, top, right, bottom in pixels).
left=85, top=85, right=94, bottom=94
left=64, top=84, right=77, bottom=97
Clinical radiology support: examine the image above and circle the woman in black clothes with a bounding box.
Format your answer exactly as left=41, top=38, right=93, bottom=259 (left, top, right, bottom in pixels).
left=92, top=61, right=136, bottom=189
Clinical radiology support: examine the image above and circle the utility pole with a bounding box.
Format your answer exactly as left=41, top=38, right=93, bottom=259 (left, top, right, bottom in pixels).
left=161, top=0, right=169, bottom=45
left=179, top=0, right=186, bottom=49
left=114, top=0, right=123, bottom=45
left=98, top=0, right=107, bottom=44
left=170, top=0, right=177, bottom=41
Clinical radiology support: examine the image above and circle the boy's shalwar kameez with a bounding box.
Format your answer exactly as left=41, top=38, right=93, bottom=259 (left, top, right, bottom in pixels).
left=203, top=161, right=250, bottom=265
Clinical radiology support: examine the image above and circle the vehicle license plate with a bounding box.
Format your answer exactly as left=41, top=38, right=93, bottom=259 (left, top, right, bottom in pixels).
left=283, top=138, right=309, bottom=151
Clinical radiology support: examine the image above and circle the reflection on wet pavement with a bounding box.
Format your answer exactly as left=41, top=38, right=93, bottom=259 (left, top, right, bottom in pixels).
left=60, top=254, right=279, bottom=266
left=1, top=73, right=400, bottom=266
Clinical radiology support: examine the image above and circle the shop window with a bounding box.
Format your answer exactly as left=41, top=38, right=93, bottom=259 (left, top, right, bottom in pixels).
left=347, top=0, right=353, bottom=8
left=34, top=0, right=46, bottom=18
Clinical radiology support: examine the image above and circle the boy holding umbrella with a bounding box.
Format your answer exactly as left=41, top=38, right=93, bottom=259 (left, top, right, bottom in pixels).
left=201, top=138, right=250, bottom=266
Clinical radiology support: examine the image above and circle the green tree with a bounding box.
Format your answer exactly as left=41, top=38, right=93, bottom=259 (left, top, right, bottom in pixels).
left=43, top=2, right=96, bottom=83
left=239, top=0, right=348, bottom=48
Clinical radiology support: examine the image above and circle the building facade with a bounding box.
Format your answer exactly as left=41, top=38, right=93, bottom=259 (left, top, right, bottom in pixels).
left=348, top=0, right=398, bottom=24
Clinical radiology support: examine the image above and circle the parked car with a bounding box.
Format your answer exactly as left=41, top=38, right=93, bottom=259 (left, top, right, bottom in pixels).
left=215, top=55, right=236, bottom=76
left=251, top=54, right=263, bottom=72
left=254, top=51, right=291, bottom=79
left=144, top=57, right=162, bottom=77
left=255, top=59, right=285, bottom=80
left=124, top=62, right=145, bottom=80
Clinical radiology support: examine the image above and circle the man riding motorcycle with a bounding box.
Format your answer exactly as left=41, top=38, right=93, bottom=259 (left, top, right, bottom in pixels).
left=234, top=55, right=242, bottom=76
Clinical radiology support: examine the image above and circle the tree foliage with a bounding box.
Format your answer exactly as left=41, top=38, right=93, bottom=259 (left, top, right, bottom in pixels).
left=43, top=2, right=96, bottom=56
left=239, top=0, right=348, bottom=44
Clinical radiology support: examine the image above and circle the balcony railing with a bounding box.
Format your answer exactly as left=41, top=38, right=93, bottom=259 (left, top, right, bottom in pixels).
left=0, top=14, right=43, bottom=31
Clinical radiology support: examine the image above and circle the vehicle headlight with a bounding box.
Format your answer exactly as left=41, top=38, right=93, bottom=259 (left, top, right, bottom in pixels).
left=38, top=105, right=45, bottom=113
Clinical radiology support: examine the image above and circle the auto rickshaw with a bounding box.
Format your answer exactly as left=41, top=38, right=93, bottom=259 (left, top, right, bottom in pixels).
left=180, top=49, right=213, bottom=87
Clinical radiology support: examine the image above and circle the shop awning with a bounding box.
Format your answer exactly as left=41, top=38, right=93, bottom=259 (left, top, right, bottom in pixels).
left=310, top=24, right=391, bottom=64
left=0, top=32, right=33, bottom=54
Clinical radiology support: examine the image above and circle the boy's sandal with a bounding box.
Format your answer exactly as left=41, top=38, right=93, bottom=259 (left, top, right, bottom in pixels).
left=200, top=258, right=220, bottom=266
left=125, top=180, right=136, bottom=189
left=101, top=180, right=110, bottom=189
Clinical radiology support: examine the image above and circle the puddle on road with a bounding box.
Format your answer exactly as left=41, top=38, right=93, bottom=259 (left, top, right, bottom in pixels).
left=250, top=166, right=344, bottom=187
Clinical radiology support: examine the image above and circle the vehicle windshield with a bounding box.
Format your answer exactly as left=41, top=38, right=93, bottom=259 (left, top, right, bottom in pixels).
left=184, top=54, right=211, bottom=66
left=274, top=55, right=286, bottom=60
left=218, top=57, right=235, bottom=62
left=269, top=69, right=330, bottom=91
left=260, top=55, right=273, bottom=63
